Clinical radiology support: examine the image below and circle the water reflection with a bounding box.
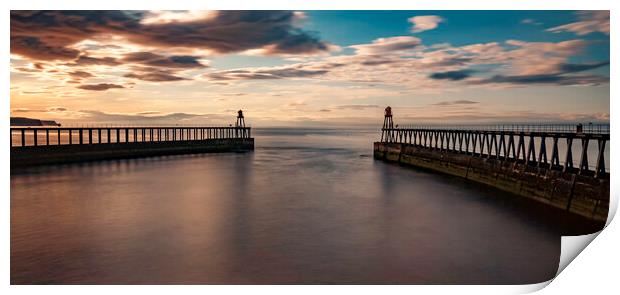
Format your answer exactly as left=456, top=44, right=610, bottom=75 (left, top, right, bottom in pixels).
left=12, top=129, right=573, bottom=284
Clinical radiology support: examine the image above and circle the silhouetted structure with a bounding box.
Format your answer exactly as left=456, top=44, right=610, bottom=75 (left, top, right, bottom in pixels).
left=374, top=107, right=610, bottom=223
left=10, top=112, right=254, bottom=167
left=381, top=106, right=394, bottom=142
left=236, top=110, right=245, bottom=127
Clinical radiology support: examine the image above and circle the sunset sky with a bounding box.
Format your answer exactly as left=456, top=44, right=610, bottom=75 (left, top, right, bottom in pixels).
left=10, top=10, right=610, bottom=126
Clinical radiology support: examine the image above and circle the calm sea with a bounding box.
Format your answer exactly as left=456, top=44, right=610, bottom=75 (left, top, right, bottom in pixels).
left=10, top=128, right=592, bottom=284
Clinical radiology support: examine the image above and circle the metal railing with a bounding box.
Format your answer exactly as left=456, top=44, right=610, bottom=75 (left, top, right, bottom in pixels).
left=396, top=123, right=610, bottom=134
left=380, top=127, right=609, bottom=177
left=10, top=126, right=251, bottom=147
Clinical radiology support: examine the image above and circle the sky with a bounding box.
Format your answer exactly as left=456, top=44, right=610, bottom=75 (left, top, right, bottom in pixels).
left=9, top=10, right=610, bottom=127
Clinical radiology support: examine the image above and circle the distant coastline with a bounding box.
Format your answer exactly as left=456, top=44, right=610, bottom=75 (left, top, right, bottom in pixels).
left=10, top=117, right=60, bottom=127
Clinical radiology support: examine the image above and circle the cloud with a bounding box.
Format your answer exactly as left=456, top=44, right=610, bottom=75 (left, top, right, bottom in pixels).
left=10, top=11, right=610, bottom=103
left=205, top=64, right=328, bottom=81
left=77, top=83, right=125, bottom=91
left=68, top=70, right=93, bottom=79
left=121, top=52, right=208, bottom=69
left=124, top=68, right=188, bottom=82
left=426, top=60, right=608, bottom=86
left=350, top=36, right=421, bottom=55
left=10, top=11, right=332, bottom=61
left=200, top=37, right=607, bottom=89
left=12, top=66, right=40, bottom=73
left=558, top=61, right=609, bottom=73
left=140, top=10, right=219, bottom=25
left=359, top=57, right=398, bottom=66
left=11, top=106, right=67, bottom=113
left=470, top=73, right=608, bottom=86
left=20, top=91, right=50, bottom=95
left=11, top=35, right=82, bottom=61
left=286, top=101, right=307, bottom=107
left=334, top=104, right=380, bottom=110
left=11, top=108, right=41, bottom=113
left=408, top=15, right=443, bottom=33
left=462, top=61, right=609, bottom=86
left=429, top=70, right=474, bottom=81
left=76, top=110, right=229, bottom=123
left=432, top=100, right=480, bottom=106
left=70, top=55, right=120, bottom=66
left=547, top=11, right=609, bottom=35
left=521, top=18, right=542, bottom=26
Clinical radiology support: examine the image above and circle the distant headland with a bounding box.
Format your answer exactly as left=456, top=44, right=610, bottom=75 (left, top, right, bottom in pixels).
left=10, top=117, right=61, bottom=127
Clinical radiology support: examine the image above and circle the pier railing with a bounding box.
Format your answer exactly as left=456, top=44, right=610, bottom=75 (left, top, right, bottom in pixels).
left=10, top=126, right=252, bottom=147
left=396, top=123, right=610, bottom=134
left=380, top=124, right=609, bottom=178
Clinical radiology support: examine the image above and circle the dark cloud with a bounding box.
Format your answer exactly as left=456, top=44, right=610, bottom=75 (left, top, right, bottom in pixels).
left=206, top=66, right=328, bottom=81
left=432, top=100, right=480, bottom=106
left=48, top=107, right=67, bottom=112
left=265, top=68, right=328, bottom=78
left=264, top=28, right=330, bottom=55
left=71, top=55, right=120, bottom=66
left=471, top=74, right=609, bottom=86
left=429, top=69, right=474, bottom=81
left=360, top=57, right=398, bottom=66
left=121, top=52, right=207, bottom=69
left=134, top=11, right=330, bottom=55
left=11, top=11, right=331, bottom=61
left=558, top=61, right=609, bottom=73
left=430, top=62, right=609, bottom=86
left=11, top=11, right=139, bottom=60
left=427, top=57, right=473, bottom=67
left=77, top=83, right=124, bottom=91
left=68, top=70, right=93, bottom=78
left=11, top=35, right=82, bottom=61
left=13, top=67, right=40, bottom=73
left=124, top=67, right=187, bottom=82
left=206, top=71, right=278, bottom=81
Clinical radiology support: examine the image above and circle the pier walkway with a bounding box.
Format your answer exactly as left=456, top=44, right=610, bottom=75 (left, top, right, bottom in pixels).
left=374, top=107, right=610, bottom=222
left=10, top=111, right=254, bottom=168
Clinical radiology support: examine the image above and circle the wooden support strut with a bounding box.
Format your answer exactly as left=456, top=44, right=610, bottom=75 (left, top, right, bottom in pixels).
left=595, top=139, right=607, bottom=178
left=551, top=136, right=560, bottom=167
left=578, top=137, right=590, bottom=174
left=526, top=135, right=536, bottom=164
left=516, top=133, right=525, bottom=162
left=464, top=132, right=470, bottom=154
left=564, top=137, right=574, bottom=172
left=538, top=135, right=547, bottom=166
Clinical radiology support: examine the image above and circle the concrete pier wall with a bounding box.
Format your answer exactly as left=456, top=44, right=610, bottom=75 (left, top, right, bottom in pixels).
left=374, top=142, right=609, bottom=222
left=11, top=138, right=254, bottom=168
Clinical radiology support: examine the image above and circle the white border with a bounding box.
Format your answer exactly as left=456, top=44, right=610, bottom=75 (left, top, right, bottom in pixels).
left=2, top=1, right=617, bottom=294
